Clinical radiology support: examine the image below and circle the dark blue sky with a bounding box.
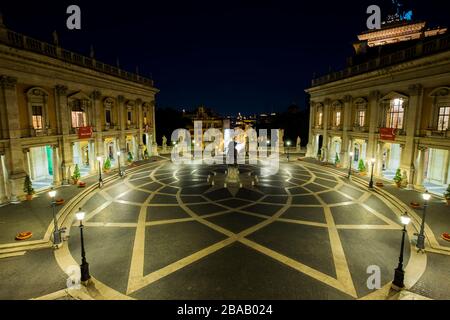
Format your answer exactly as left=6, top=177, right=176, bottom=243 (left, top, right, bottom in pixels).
left=1, top=0, right=449, bottom=116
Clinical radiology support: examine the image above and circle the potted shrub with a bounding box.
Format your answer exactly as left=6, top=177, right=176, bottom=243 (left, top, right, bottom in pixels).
left=127, top=151, right=134, bottom=164
left=335, top=153, right=341, bottom=168
left=358, top=159, right=367, bottom=176
left=444, top=184, right=450, bottom=205
left=103, top=157, right=112, bottom=173
left=393, top=169, right=402, bottom=188
left=23, top=175, right=35, bottom=201
left=72, top=164, right=81, bottom=185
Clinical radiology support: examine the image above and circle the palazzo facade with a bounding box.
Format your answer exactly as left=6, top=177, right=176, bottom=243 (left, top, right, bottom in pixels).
left=306, top=21, right=450, bottom=195
left=0, top=19, right=158, bottom=203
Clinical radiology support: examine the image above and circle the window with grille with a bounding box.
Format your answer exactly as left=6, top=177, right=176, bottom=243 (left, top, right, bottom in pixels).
left=358, top=111, right=365, bottom=127
left=32, top=105, right=43, bottom=129
left=438, top=106, right=450, bottom=131
left=386, top=98, right=405, bottom=129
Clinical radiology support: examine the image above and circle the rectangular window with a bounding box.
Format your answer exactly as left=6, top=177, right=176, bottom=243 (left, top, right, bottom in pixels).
left=32, top=105, right=43, bottom=129
left=386, top=99, right=405, bottom=129
left=105, top=109, right=111, bottom=125
left=71, top=111, right=86, bottom=128
left=358, top=111, right=365, bottom=127
left=318, top=112, right=323, bottom=126
left=438, top=106, right=450, bottom=131
left=336, top=111, right=341, bottom=127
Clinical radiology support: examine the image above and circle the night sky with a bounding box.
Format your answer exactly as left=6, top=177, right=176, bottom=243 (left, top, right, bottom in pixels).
left=1, top=0, right=449, bottom=116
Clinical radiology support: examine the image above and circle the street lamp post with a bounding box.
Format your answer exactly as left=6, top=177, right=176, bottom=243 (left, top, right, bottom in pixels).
left=348, top=152, right=354, bottom=179
left=75, top=209, right=91, bottom=283
left=286, top=141, right=291, bottom=162
left=416, top=191, right=432, bottom=251
left=392, top=213, right=411, bottom=289
left=49, top=189, right=62, bottom=246
left=369, top=158, right=376, bottom=189
left=97, top=156, right=103, bottom=188
left=117, top=151, right=124, bottom=178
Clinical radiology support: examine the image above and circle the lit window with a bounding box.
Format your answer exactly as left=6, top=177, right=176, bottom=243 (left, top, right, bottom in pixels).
left=71, top=101, right=87, bottom=128
left=32, top=105, right=43, bottom=129
left=336, top=111, right=341, bottom=127
left=358, top=111, right=365, bottom=127
left=438, top=106, right=450, bottom=131
left=318, top=112, right=323, bottom=126
left=143, top=112, right=147, bottom=125
left=386, top=98, right=405, bottom=129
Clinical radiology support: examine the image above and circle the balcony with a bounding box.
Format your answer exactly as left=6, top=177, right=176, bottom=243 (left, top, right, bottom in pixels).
left=311, top=33, right=450, bottom=87
left=425, top=129, right=450, bottom=138
left=1, top=29, right=155, bottom=88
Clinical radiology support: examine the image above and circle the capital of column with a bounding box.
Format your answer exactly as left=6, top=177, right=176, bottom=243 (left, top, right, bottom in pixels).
left=91, top=90, right=102, bottom=100
left=135, top=98, right=143, bottom=106
left=55, top=85, right=68, bottom=95
left=408, top=84, right=423, bottom=96
left=117, top=95, right=125, bottom=104
left=369, top=90, right=380, bottom=100
left=343, top=95, right=352, bottom=103
left=0, top=75, right=17, bottom=90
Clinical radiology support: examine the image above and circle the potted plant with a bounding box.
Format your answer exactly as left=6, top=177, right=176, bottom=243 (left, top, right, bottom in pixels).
left=444, top=184, right=450, bottom=205
left=335, top=153, right=341, bottom=168
left=72, top=164, right=81, bottom=185
left=393, top=169, right=402, bottom=188
left=358, top=159, right=367, bottom=176
left=23, top=175, right=35, bottom=201
left=127, top=151, right=134, bottom=164
left=103, top=157, right=112, bottom=173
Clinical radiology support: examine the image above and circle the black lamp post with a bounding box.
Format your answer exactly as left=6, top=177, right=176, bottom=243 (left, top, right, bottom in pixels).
left=97, top=156, right=103, bottom=188
left=75, top=208, right=91, bottom=283
left=369, top=158, right=376, bottom=189
left=348, top=152, right=354, bottom=179
left=416, top=190, right=431, bottom=251
left=49, top=189, right=62, bottom=246
left=286, top=141, right=291, bottom=162
left=393, top=213, right=411, bottom=289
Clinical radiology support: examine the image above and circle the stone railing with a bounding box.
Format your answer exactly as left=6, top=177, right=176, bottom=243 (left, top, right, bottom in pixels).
left=0, top=28, right=154, bottom=87
left=312, top=33, right=450, bottom=87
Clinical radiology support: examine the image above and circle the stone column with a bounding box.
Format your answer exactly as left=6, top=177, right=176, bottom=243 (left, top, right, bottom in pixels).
left=306, top=102, right=316, bottom=158
left=414, top=146, right=427, bottom=191
left=92, top=91, right=104, bottom=164
left=322, top=99, right=330, bottom=162
left=375, top=142, right=384, bottom=177
left=52, top=145, right=61, bottom=186
left=1, top=76, right=26, bottom=201
left=136, top=99, right=144, bottom=160
left=342, top=95, right=352, bottom=168
left=0, top=154, right=8, bottom=204
left=118, top=95, right=126, bottom=155
left=443, top=150, right=449, bottom=185
left=367, top=90, right=379, bottom=161
left=85, top=141, right=93, bottom=174
left=402, top=85, right=422, bottom=189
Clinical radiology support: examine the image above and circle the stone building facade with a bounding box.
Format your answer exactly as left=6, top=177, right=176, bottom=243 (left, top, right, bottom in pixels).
left=0, top=19, right=158, bottom=203
left=306, top=21, right=450, bottom=195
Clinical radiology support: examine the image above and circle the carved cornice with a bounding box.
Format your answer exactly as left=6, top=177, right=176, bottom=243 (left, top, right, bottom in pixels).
left=0, top=76, right=18, bottom=90
left=91, top=90, right=102, bottom=100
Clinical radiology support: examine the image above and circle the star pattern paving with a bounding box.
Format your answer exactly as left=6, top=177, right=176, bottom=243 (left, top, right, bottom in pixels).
left=66, top=160, right=408, bottom=299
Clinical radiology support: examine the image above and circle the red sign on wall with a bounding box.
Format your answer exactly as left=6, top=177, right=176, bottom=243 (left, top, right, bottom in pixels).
left=78, top=126, right=93, bottom=139
left=380, top=128, right=396, bottom=141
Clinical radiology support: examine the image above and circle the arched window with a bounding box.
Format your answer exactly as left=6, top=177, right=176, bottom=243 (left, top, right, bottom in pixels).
left=315, top=104, right=324, bottom=127
left=26, top=87, right=49, bottom=133
left=331, top=101, right=342, bottom=128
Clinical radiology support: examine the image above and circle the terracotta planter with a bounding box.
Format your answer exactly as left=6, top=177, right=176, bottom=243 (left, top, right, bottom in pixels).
left=410, top=202, right=421, bottom=209
left=442, top=233, right=450, bottom=242
left=395, top=181, right=402, bottom=188
left=25, top=194, right=33, bottom=201
left=446, top=198, right=450, bottom=206
left=73, top=179, right=79, bottom=185
left=15, top=231, right=32, bottom=241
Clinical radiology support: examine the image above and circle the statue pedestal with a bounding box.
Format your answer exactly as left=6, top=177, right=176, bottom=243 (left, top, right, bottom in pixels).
left=225, top=166, right=240, bottom=184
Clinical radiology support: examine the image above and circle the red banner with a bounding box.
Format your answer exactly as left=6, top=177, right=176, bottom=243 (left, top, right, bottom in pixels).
left=380, top=128, right=396, bottom=141
left=78, top=126, right=93, bottom=139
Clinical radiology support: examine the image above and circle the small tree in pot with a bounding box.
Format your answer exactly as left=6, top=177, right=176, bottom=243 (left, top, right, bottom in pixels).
left=72, top=164, right=81, bottom=184
left=358, top=159, right=366, bottom=176
left=393, top=169, right=402, bottom=188
left=103, top=157, right=112, bottom=173
left=23, top=175, right=35, bottom=201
